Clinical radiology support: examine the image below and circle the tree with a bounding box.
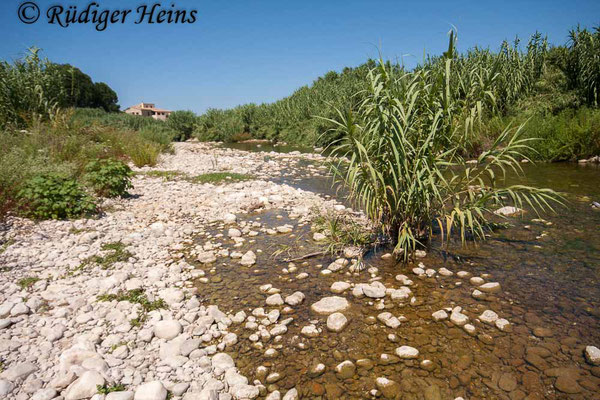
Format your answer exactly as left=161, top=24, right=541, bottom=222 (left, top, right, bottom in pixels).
left=92, top=82, right=119, bottom=112
left=167, top=110, right=197, bottom=141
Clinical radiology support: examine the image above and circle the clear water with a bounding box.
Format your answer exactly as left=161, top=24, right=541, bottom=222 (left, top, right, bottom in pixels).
left=192, top=144, right=600, bottom=399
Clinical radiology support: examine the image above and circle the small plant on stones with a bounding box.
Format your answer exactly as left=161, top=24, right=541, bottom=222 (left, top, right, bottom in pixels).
left=84, top=159, right=133, bottom=198
left=17, top=174, right=97, bottom=220
left=17, top=276, right=40, bottom=290
left=189, top=172, right=253, bottom=184
left=96, top=384, right=126, bottom=394
left=82, top=242, right=133, bottom=270
left=97, top=289, right=168, bottom=326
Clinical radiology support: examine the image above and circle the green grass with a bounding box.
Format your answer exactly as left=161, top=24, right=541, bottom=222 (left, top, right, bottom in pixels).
left=81, top=242, right=133, bottom=270
left=97, top=384, right=127, bottom=395
left=97, top=289, right=168, bottom=312
left=311, top=209, right=374, bottom=255
left=189, top=172, right=253, bottom=184
left=18, top=276, right=40, bottom=290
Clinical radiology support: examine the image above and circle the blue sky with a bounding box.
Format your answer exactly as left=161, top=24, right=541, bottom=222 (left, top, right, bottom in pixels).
left=1, top=0, right=599, bottom=113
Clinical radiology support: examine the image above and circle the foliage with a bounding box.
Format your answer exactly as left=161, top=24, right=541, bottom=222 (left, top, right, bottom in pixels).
left=311, top=209, right=374, bottom=255
left=17, top=173, right=97, bottom=220
left=97, top=289, right=168, bottom=326
left=167, top=110, right=197, bottom=141
left=325, top=32, right=563, bottom=261
left=141, top=170, right=185, bottom=181
left=190, top=172, right=253, bottom=184
left=82, top=242, right=133, bottom=270
left=84, top=159, right=133, bottom=197
left=18, top=276, right=40, bottom=290
left=97, top=384, right=126, bottom=394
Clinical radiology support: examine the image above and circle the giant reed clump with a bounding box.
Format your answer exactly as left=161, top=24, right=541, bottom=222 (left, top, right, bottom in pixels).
left=324, top=32, right=564, bottom=261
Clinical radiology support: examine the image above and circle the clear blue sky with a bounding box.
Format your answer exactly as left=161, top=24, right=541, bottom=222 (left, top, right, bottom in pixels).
left=1, top=0, right=599, bottom=113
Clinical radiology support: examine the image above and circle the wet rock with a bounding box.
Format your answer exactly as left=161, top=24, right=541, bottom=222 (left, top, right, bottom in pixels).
left=495, top=318, right=511, bottom=332
left=533, top=327, right=554, bottom=338
left=331, top=281, right=351, bottom=294
left=585, top=346, right=600, bottom=365
left=554, top=375, right=581, bottom=394
left=377, top=312, right=401, bottom=328
left=282, top=388, right=298, bottom=400
left=438, top=267, right=453, bottom=277
left=498, top=373, right=518, bottom=392
left=478, top=282, right=501, bottom=293
left=432, top=310, right=448, bottom=321
left=309, top=363, right=326, bottom=377
left=376, top=377, right=400, bottom=399
left=284, top=292, right=305, bottom=306
left=310, top=296, right=350, bottom=315
left=470, top=277, right=485, bottom=285
left=301, top=324, right=320, bottom=337
left=450, top=308, right=469, bottom=326
left=495, top=206, right=522, bottom=216
left=327, top=312, right=348, bottom=332
left=335, top=360, right=356, bottom=379
left=362, top=282, right=386, bottom=298
left=395, top=346, right=419, bottom=359
left=266, top=294, right=284, bottom=306
left=197, top=251, right=217, bottom=264
left=472, top=289, right=485, bottom=300
left=423, top=385, right=441, bottom=400
left=479, top=310, right=499, bottom=325
left=240, top=251, right=257, bottom=266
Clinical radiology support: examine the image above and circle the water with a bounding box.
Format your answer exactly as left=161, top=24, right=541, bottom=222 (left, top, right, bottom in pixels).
left=192, top=144, right=600, bottom=399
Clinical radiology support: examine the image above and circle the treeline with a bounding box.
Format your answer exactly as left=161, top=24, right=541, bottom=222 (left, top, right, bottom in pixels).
left=0, top=47, right=119, bottom=129
left=191, top=26, right=600, bottom=160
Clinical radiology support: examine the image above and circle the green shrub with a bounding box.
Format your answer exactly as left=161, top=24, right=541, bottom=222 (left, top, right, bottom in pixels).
left=17, top=174, right=97, bottom=220
left=167, top=110, right=197, bottom=141
left=127, top=140, right=161, bottom=167
left=84, top=159, right=133, bottom=197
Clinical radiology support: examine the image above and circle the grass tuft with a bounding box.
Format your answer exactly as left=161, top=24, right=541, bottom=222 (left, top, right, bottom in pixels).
left=189, top=172, right=253, bottom=184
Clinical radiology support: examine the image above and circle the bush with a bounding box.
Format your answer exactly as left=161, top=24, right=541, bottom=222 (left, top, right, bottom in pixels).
left=127, top=140, right=161, bottom=167
left=18, top=174, right=97, bottom=220
left=84, top=159, right=133, bottom=197
left=167, top=110, right=197, bottom=141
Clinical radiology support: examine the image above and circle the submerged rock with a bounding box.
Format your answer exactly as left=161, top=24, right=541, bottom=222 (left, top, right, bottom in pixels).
left=310, top=296, right=350, bottom=315
left=327, top=312, right=348, bottom=332
left=585, top=346, right=600, bottom=365
left=395, top=346, right=419, bottom=359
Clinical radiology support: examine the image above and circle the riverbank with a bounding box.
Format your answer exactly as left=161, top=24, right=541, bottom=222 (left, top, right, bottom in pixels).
left=0, top=142, right=599, bottom=400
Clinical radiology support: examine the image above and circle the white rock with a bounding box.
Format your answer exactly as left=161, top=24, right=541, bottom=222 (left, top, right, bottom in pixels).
left=134, top=381, right=167, bottom=400
left=212, top=353, right=235, bottom=370
left=240, top=251, right=257, bottom=266
left=432, top=310, right=448, bottom=321
left=479, top=282, right=501, bottom=293
left=395, top=346, right=419, bottom=359
left=231, top=384, right=259, bottom=399
left=479, top=310, right=499, bottom=325
left=495, top=318, right=511, bottom=332
left=301, top=324, right=320, bottom=337
left=310, top=296, right=350, bottom=315
left=284, top=291, right=305, bottom=306
left=0, top=362, right=37, bottom=381
left=377, top=312, right=401, bottom=328
left=266, top=294, right=284, bottom=306
left=154, top=320, right=182, bottom=340
left=494, top=206, right=522, bottom=216
left=64, top=370, right=105, bottom=400
left=331, top=282, right=351, bottom=294
left=585, top=346, right=600, bottom=366
left=327, top=313, right=348, bottom=332
left=0, top=380, right=14, bottom=396
left=282, top=388, right=299, bottom=400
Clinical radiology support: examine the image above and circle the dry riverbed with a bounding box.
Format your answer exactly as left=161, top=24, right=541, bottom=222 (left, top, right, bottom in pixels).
left=0, top=142, right=599, bottom=400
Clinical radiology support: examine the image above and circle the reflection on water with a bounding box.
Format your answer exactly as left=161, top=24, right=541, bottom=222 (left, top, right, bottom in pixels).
left=195, top=144, right=600, bottom=399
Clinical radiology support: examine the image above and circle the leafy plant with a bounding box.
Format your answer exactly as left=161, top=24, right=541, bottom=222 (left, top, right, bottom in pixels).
left=97, top=289, right=168, bottom=326
left=84, top=159, right=133, bottom=198
left=17, top=173, right=97, bottom=220
left=97, top=384, right=126, bottom=394
left=167, top=110, right=197, bottom=141
left=18, top=276, right=40, bottom=290
left=324, top=32, right=563, bottom=261
left=82, top=241, right=133, bottom=270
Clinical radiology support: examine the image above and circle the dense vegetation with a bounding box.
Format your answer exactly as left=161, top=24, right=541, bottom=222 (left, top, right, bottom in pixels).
left=192, top=26, right=600, bottom=161
left=0, top=51, right=174, bottom=220
left=0, top=48, right=119, bottom=129
left=326, top=32, right=563, bottom=260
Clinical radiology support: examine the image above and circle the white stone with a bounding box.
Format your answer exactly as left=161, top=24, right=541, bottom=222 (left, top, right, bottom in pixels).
left=377, top=312, right=401, bottom=328
left=479, top=282, right=501, bottom=293
left=64, top=370, right=105, bottom=400
left=331, top=282, right=351, bottom=294
left=266, top=294, right=284, bottom=306
left=240, top=251, right=257, bottom=266
left=479, top=310, right=499, bottom=325
left=432, top=310, right=448, bottom=321
left=134, top=381, right=167, bottom=400
left=310, top=296, right=350, bottom=315
left=284, top=292, right=305, bottom=306
left=154, top=320, right=182, bottom=340
left=585, top=346, right=600, bottom=366
left=395, top=346, right=419, bottom=359
left=327, top=313, right=348, bottom=332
